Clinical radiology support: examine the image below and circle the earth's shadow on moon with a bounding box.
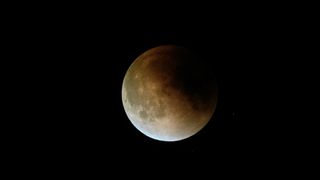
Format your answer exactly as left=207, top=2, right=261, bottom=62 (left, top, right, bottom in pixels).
left=121, top=44, right=239, bottom=153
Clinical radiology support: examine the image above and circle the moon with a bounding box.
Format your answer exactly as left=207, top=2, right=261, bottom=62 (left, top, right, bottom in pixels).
left=122, top=45, right=218, bottom=142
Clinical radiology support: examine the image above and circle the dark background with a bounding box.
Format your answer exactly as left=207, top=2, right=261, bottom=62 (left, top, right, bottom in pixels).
left=43, top=20, right=276, bottom=154
left=8, top=4, right=311, bottom=174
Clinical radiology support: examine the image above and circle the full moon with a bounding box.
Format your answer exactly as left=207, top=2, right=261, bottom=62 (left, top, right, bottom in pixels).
left=122, top=45, right=218, bottom=142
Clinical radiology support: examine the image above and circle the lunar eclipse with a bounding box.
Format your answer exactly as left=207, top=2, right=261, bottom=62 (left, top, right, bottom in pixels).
left=122, top=45, right=218, bottom=141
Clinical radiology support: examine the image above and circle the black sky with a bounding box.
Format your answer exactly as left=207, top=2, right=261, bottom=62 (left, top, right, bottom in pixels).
left=10, top=4, right=310, bottom=173
left=44, top=22, right=272, bottom=154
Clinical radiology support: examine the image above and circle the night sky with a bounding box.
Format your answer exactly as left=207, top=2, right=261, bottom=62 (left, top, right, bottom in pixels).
left=47, top=22, right=271, bottom=155
left=12, top=5, right=308, bottom=173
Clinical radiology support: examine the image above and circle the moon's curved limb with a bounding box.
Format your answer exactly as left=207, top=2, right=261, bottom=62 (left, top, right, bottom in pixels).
left=122, top=45, right=217, bottom=142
